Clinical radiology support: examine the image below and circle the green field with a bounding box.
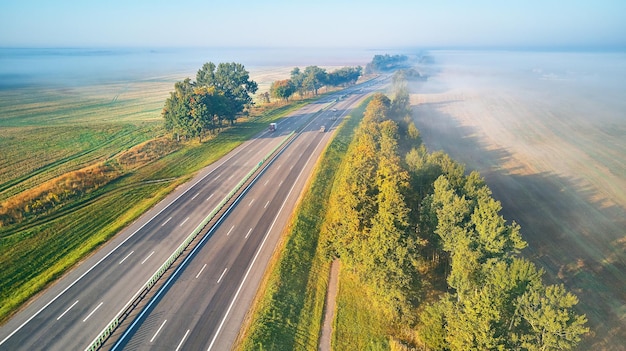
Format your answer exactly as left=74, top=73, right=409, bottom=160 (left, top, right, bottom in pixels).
left=0, top=77, right=310, bottom=323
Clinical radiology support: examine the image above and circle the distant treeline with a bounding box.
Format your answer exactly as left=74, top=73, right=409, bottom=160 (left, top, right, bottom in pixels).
left=269, top=65, right=362, bottom=102
left=320, top=83, right=588, bottom=349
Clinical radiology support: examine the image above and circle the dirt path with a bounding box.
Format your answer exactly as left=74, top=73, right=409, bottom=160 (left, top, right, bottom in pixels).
left=319, top=259, right=340, bottom=351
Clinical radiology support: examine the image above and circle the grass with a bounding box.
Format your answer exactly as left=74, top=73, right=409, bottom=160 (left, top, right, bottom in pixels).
left=235, top=98, right=370, bottom=351
left=0, top=82, right=311, bottom=323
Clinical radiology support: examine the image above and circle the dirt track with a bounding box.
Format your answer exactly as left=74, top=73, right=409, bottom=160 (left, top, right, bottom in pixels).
left=410, top=51, right=626, bottom=350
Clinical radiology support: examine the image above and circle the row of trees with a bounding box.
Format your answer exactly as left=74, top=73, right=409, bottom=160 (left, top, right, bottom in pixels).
left=269, top=65, right=362, bottom=101
left=162, top=62, right=257, bottom=141
left=320, top=88, right=588, bottom=349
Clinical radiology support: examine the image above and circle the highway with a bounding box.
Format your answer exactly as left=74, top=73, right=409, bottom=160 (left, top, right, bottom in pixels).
left=0, top=78, right=384, bottom=351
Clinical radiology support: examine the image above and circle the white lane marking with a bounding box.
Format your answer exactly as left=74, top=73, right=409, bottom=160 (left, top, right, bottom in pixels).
left=175, top=330, right=190, bottom=351
left=206, top=193, right=214, bottom=201
left=228, top=174, right=234, bottom=180
left=161, top=217, right=172, bottom=227
left=226, top=225, right=235, bottom=236
left=279, top=180, right=283, bottom=186
left=56, top=300, right=79, bottom=321
left=215, top=174, right=221, bottom=180
left=82, top=302, right=103, bottom=322
left=290, top=165, right=294, bottom=170
left=0, top=133, right=254, bottom=347
left=264, top=179, right=269, bottom=186
left=264, top=201, right=270, bottom=209
left=248, top=199, right=255, bottom=207
left=141, top=251, right=155, bottom=264
left=217, top=268, right=228, bottom=284
left=207, top=129, right=324, bottom=351
left=191, top=192, right=200, bottom=200
left=179, top=217, right=190, bottom=227
left=276, top=164, right=281, bottom=170
left=245, top=228, right=252, bottom=239
left=195, top=264, right=207, bottom=279
left=150, top=319, right=167, bottom=343
left=118, top=251, right=134, bottom=265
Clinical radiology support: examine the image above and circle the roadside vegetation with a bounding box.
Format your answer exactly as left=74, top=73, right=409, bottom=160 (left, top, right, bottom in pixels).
left=237, top=58, right=588, bottom=350
left=0, top=61, right=339, bottom=323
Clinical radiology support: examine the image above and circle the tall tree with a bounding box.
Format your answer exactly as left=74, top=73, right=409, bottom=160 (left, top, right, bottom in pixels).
left=196, top=62, right=258, bottom=124
left=269, top=79, right=295, bottom=101
left=302, top=65, right=327, bottom=95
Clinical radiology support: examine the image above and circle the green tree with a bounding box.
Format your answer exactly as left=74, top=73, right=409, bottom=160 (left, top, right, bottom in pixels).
left=302, top=65, right=327, bottom=95
left=269, top=79, right=295, bottom=101
left=162, top=78, right=194, bottom=141
left=196, top=62, right=258, bottom=124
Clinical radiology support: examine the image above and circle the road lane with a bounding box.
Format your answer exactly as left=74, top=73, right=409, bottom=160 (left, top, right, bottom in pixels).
left=115, top=78, right=387, bottom=350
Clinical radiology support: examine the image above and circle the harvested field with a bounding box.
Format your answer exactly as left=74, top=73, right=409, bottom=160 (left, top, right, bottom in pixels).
left=411, top=50, right=626, bottom=350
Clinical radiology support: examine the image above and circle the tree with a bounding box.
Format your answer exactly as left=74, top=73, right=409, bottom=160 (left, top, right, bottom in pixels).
left=196, top=62, right=258, bottom=124
left=162, top=78, right=194, bottom=141
left=269, top=79, right=295, bottom=101
left=302, top=65, right=327, bottom=95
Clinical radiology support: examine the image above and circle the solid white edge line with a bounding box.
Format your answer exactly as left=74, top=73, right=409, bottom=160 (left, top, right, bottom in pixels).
left=0, top=131, right=260, bottom=347
left=195, top=264, right=207, bottom=279
left=175, top=330, right=190, bottom=351
left=82, top=302, right=103, bottom=322
left=150, top=319, right=167, bottom=343
left=141, top=251, right=155, bottom=265
left=118, top=251, right=134, bottom=265
left=206, top=133, right=323, bottom=351
left=56, top=300, right=79, bottom=321
left=217, top=268, right=228, bottom=284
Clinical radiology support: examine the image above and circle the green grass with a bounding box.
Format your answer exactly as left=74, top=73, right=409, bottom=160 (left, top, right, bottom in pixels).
left=235, top=98, right=370, bottom=351
left=0, top=91, right=309, bottom=323
left=333, top=269, right=390, bottom=351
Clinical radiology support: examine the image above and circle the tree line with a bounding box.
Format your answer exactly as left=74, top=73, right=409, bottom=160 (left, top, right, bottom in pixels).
left=320, top=88, right=588, bottom=349
left=269, top=65, right=362, bottom=101
left=162, top=62, right=258, bottom=141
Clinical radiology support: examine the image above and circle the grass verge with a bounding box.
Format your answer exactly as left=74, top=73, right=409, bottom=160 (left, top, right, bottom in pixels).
left=234, top=97, right=370, bottom=351
left=0, top=99, right=309, bottom=324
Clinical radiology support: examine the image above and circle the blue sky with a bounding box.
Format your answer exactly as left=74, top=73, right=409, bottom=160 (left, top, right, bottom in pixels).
left=0, top=0, right=624, bottom=49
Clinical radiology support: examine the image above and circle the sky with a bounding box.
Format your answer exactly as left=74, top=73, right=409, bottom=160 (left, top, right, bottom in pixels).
left=0, top=0, right=624, bottom=49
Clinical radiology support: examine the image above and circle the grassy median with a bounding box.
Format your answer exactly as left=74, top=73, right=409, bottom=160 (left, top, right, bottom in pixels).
left=235, top=97, right=370, bottom=351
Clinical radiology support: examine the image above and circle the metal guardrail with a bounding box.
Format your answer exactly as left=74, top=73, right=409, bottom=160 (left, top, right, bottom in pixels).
left=85, top=131, right=295, bottom=351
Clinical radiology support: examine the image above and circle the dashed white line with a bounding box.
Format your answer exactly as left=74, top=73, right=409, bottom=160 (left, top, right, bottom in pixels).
left=217, top=268, right=228, bottom=284
left=82, top=302, right=103, bottom=322
left=248, top=199, right=255, bottom=207
left=264, top=179, right=269, bottom=186
left=206, top=193, right=214, bottom=201
left=264, top=201, right=270, bottom=209
left=279, top=180, right=283, bottom=186
left=191, top=192, right=200, bottom=200
left=195, top=264, right=207, bottom=279
left=161, top=217, right=172, bottom=227
left=56, top=300, right=79, bottom=321
left=228, top=174, right=234, bottom=180
left=119, top=251, right=134, bottom=265
left=215, top=174, right=221, bottom=180
left=141, top=251, right=155, bottom=264
left=150, top=319, right=167, bottom=343
left=276, top=164, right=282, bottom=170
left=245, top=228, right=252, bottom=239
left=175, top=330, right=190, bottom=351
left=226, top=225, right=234, bottom=236
left=179, top=217, right=190, bottom=227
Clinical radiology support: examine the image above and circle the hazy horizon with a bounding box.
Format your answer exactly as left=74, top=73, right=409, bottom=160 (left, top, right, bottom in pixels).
left=1, top=1, right=624, bottom=49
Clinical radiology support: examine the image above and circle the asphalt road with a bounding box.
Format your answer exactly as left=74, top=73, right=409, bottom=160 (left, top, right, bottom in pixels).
left=113, top=82, right=385, bottom=351
left=0, top=78, right=385, bottom=351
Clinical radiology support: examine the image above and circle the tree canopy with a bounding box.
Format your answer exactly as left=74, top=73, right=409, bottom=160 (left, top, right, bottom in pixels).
left=162, top=62, right=257, bottom=141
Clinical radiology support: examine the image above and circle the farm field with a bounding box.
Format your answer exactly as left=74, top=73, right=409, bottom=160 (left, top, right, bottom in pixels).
left=411, top=50, right=626, bottom=350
